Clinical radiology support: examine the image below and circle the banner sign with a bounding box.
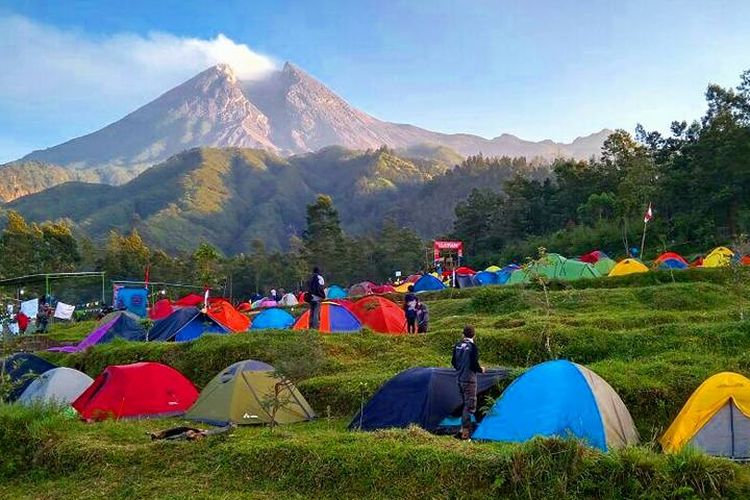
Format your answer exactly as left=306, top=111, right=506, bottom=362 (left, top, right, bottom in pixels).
left=433, top=240, right=463, bottom=261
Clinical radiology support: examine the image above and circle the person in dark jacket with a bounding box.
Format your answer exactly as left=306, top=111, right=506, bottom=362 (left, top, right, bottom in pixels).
left=451, top=325, right=484, bottom=439
left=416, top=301, right=429, bottom=333
left=403, top=285, right=418, bottom=334
left=307, top=267, right=326, bottom=329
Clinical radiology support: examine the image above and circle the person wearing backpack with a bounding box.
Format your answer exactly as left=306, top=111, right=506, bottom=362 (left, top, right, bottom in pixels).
left=306, top=267, right=326, bottom=329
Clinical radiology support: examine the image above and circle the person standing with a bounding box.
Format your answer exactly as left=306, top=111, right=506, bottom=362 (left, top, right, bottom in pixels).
left=417, top=301, right=429, bottom=333
left=307, top=267, right=326, bottom=329
left=403, top=285, right=418, bottom=334
left=451, top=325, right=484, bottom=440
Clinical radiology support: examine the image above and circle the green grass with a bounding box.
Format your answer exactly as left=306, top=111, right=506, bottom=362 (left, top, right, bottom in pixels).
left=6, top=272, right=750, bottom=498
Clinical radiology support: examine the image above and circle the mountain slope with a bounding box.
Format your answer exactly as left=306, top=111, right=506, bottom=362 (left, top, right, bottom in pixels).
left=13, top=62, right=610, bottom=186
left=8, top=146, right=452, bottom=252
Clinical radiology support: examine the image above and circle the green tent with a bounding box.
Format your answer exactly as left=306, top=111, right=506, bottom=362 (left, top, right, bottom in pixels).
left=593, top=257, right=616, bottom=276
left=186, top=360, right=315, bottom=426
left=505, top=254, right=601, bottom=284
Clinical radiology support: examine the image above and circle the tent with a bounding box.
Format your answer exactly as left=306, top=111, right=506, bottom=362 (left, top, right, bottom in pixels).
left=49, top=312, right=147, bottom=353
left=371, top=284, right=397, bottom=295
left=413, top=274, right=446, bottom=292
left=742, top=256, right=750, bottom=267
left=608, top=259, right=649, bottom=277
left=474, top=271, right=500, bottom=286
left=73, top=362, right=198, bottom=421
left=658, top=258, right=688, bottom=270
left=1, top=353, right=57, bottom=401
left=147, top=307, right=228, bottom=342
left=473, top=360, right=639, bottom=451
left=394, top=282, right=413, bottom=293
left=351, top=296, right=407, bottom=335
left=703, top=247, right=735, bottom=268
left=497, top=264, right=520, bottom=285
left=655, top=252, right=689, bottom=267
left=237, top=302, right=252, bottom=313
left=349, top=281, right=377, bottom=297
left=207, top=300, right=250, bottom=332
left=250, top=308, right=295, bottom=330
left=186, top=360, right=315, bottom=426
left=579, top=250, right=609, bottom=264
left=456, top=274, right=477, bottom=288
left=293, top=302, right=362, bottom=333
left=18, top=367, right=93, bottom=406
left=149, top=299, right=174, bottom=321
left=593, top=257, right=617, bottom=276
left=349, top=367, right=507, bottom=432
left=405, top=274, right=422, bottom=284
left=506, top=254, right=600, bottom=284
left=174, top=293, right=205, bottom=307
left=325, top=285, right=348, bottom=299
left=279, top=293, right=299, bottom=307
left=485, top=265, right=501, bottom=272
left=661, top=372, right=750, bottom=458
left=97, top=309, right=140, bottom=328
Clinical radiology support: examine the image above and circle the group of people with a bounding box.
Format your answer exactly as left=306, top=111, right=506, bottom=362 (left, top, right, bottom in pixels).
left=3, top=298, right=52, bottom=335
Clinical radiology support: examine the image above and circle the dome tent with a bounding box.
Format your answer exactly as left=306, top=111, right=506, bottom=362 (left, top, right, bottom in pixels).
left=506, top=254, right=600, bottom=284
left=349, top=367, right=507, bottom=432
left=1, top=353, right=57, bottom=401
left=413, top=274, right=446, bottom=292
left=608, top=259, right=649, bottom=277
left=293, top=302, right=361, bottom=333
left=49, top=312, right=147, bottom=353
left=186, top=360, right=315, bottom=426
left=147, top=308, right=228, bottom=342
left=703, top=246, right=735, bottom=268
left=473, top=360, right=638, bottom=451
left=73, top=362, right=198, bottom=421
left=351, top=296, right=406, bottom=335
left=250, top=308, right=295, bottom=330
left=18, top=367, right=93, bottom=406
left=661, top=372, right=750, bottom=458
left=325, top=285, right=348, bottom=299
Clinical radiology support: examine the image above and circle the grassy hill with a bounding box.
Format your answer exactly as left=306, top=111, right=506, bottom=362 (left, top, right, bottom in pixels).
left=3, top=270, right=750, bottom=498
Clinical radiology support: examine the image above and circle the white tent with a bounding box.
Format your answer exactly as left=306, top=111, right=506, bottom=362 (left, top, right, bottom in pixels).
left=18, top=367, right=93, bottom=406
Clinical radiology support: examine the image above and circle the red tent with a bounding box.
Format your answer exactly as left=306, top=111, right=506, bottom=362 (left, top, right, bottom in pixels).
left=237, top=302, right=252, bottom=313
left=579, top=250, right=607, bottom=264
left=742, top=255, right=750, bottom=266
left=351, top=296, right=407, bottom=335
left=443, top=266, right=476, bottom=277
left=405, top=274, right=421, bottom=284
left=206, top=300, right=250, bottom=332
left=149, top=299, right=174, bottom=321
left=349, top=281, right=377, bottom=297
left=175, top=293, right=205, bottom=307
left=371, top=284, right=397, bottom=295
left=72, top=362, right=198, bottom=421
left=654, top=252, right=689, bottom=266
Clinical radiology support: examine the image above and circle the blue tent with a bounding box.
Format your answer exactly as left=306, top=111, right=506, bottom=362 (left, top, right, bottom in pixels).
left=473, top=360, right=639, bottom=450
left=1, top=353, right=57, bottom=401
left=99, top=312, right=147, bottom=343
left=413, top=274, right=446, bottom=292
left=251, top=308, right=295, bottom=330
left=456, top=274, right=477, bottom=288
left=326, top=285, right=348, bottom=299
left=349, top=367, right=507, bottom=432
left=148, top=307, right=228, bottom=342
left=474, top=271, right=500, bottom=286
left=659, top=258, right=688, bottom=270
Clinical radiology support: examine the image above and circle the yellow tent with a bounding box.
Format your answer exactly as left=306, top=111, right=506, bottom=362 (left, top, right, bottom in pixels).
left=485, top=265, right=501, bottom=272
left=703, top=246, right=734, bottom=268
left=394, top=282, right=412, bottom=293
left=608, top=259, right=649, bottom=277
left=660, top=372, right=750, bottom=455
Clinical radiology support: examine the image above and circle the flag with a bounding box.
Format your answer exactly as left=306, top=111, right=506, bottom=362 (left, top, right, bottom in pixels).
left=204, top=289, right=210, bottom=309
left=644, top=203, right=653, bottom=223
left=54, top=302, right=76, bottom=320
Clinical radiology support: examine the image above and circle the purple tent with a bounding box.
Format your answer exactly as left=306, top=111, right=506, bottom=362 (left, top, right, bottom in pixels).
left=48, top=313, right=146, bottom=353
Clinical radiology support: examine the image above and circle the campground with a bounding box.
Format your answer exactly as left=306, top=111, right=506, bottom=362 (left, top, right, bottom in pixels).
left=4, top=269, right=750, bottom=498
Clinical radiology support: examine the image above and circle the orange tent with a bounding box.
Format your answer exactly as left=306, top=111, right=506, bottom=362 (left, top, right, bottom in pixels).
left=742, top=256, right=750, bottom=266
left=207, top=300, right=250, bottom=332
left=351, top=296, right=407, bottom=335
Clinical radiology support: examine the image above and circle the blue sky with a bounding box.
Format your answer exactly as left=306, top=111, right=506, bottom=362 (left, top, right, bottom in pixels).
left=1, top=0, right=749, bottom=162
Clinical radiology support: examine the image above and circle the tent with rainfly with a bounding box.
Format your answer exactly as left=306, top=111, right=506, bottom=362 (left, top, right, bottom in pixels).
left=507, top=254, right=600, bottom=284
left=608, top=259, right=649, bottom=277
left=250, top=308, right=296, bottom=330
left=497, top=264, right=520, bottom=284
left=413, top=274, right=446, bottom=292
left=72, top=362, right=198, bottom=421
left=350, top=296, right=406, bottom=335
left=349, top=367, right=508, bottom=432
left=474, top=271, right=500, bottom=286
left=579, top=250, right=609, bottom=264
left=149, top=299, right=174, bottom=321
left=48, top=312, right=147, bottom=353
left=293, top=302, right=361, bottom=333
left=18, top=367, right=93, bottom=406
left=655, top=252, right=689, bottom=268
left=473, top=360, right=639, bottom=451
left=593, top=257, right=617, bottom=276
left=661, top=372, right=750, bottom=459
left=349, top=281, right=377, bottom=297
left=186, top=360, right=315, bottom=426
left=703, top=246, right=735, bottom=268
left=206, top=300, right=250, bottom=332
left=1, top=353, right=57, bottom=401
left=147, top=307, right=229, bottom=342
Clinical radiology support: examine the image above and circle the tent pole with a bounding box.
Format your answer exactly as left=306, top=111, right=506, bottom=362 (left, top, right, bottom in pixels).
left=639, top=219, right=648, bottom=259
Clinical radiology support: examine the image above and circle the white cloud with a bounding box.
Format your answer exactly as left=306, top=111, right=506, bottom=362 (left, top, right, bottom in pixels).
left=0, top=15, right=276, bottom=118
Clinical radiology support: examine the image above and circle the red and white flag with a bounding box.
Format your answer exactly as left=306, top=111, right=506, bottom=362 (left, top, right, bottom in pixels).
left=643, top=203, right=653, bottom=223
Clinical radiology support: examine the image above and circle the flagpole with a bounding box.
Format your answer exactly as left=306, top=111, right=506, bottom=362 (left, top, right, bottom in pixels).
left=640, top=218, right=648, bottom=259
